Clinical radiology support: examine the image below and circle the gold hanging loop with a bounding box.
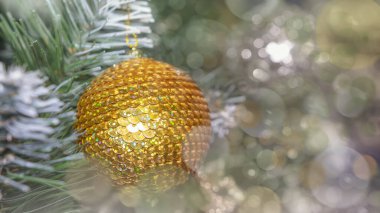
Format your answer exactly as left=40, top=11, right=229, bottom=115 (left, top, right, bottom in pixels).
left=125, top=5, right=140, bottom=57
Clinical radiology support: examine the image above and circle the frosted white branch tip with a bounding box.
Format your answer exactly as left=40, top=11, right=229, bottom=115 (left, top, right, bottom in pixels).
left=0, top=64, right=62, bottom=192
left=77, top=0, right=154, bottom=64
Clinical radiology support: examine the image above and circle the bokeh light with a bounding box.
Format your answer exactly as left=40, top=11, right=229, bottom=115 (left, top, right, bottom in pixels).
left=225, top=0, right=280, bottom=21
left=316, top=0, right=380, bottom=69
left=309, top=146, right=370, bottom=208
left=1, top=0, right=380, bottom=212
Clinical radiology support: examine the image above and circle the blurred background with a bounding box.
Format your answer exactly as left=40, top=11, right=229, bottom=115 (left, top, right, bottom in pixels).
left=152, top=1, right=380, bottom=212
left=1, top=0, right=380, bottom=212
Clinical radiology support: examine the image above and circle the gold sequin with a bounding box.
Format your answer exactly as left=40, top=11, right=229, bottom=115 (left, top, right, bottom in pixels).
left=128, top=116, right=140, bottom=124
left=116, top=126, right=128, bottom=136
left=143, top=130, right=156, bottom=139
left=117, top=117, right=129, bottom=126
left=127, top=124, right=139, bottom=133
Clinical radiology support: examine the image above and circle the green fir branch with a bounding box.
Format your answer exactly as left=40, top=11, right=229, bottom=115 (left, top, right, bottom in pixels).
left=0, top=0, right=154, bottom=211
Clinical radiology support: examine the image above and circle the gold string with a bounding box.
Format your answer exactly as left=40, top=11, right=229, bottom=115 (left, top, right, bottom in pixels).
left=125, top=5, right=140, bottom=57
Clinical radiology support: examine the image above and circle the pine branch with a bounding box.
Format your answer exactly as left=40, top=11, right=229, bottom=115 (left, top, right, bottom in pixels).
left=0, top=64, right=63, bottom=193
left=0, top=0, right=154, bottom=84
left=0, top=0, right=154, bottom=211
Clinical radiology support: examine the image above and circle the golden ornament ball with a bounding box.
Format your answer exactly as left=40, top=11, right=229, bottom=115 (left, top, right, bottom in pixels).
left=75, top=58, right=211, bottom=192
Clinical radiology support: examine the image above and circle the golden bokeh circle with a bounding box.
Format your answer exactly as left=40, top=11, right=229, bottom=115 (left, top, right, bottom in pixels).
left=316, top=0, right=380, bottom=69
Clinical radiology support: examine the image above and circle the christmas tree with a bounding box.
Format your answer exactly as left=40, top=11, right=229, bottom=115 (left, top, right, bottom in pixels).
left=1, top=0, right=380, bottom=212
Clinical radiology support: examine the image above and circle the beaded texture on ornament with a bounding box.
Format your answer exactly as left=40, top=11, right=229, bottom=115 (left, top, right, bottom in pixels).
left=76, top=58, right=211, bottom=192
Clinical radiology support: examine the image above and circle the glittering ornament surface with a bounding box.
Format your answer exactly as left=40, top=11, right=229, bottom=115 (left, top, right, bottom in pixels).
left=76, top=58, right=211, bottom=192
